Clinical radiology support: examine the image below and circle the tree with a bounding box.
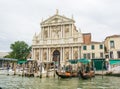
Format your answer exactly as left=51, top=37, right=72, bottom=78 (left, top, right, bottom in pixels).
left=7, top=41, right=31, bottom=60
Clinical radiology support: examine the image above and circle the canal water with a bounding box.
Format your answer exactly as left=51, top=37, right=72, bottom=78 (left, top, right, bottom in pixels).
left=0, top=75, right=120, bottom=89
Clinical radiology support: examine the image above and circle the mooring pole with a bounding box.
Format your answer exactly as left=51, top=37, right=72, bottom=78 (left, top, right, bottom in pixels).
left=54, top=61, right=55, bottom=77
left=14, top=62, right=16, bottom=75
left=40, top=62, right=42, bottom=78
left=46, top=62, right=49, bottom=78
left=102, top=61, right=104, bottom=79
left=22, top=63, right=25, bottom=76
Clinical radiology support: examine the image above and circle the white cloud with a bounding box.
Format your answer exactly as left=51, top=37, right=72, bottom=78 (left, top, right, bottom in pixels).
left=0, top=0, right=120, bottom=51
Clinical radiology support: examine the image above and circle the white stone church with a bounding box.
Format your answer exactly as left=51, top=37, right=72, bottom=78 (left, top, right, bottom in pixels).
left=32, top=10, right=104, bottom=66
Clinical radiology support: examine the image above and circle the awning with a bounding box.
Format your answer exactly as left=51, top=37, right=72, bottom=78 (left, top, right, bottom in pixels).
left=110, top=59, right=120, bottom=65
left=17, top=60, right=27, bottom=64
left=78, top=58, right=90, bottom=64
left=68, top=58, right=90, bottom=64
left=0, top=58, right=17, bottom=61
left=68, top=59, right=78, bottom=64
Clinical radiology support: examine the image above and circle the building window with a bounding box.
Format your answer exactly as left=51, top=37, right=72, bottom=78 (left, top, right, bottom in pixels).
left=83, top=46, right=87, bottom=50
left=92, top=53, right=95, bottom=59
left=91, top=45, right=94, bottom=50
left=117, top=51, right=120, bottom=58
left=87, top=53, right=90, bottom=59
left=110, top=41, right=115, bottom=48
left=100, top=44, right=103, bottom=49
left=110, top=51, right=113, bottom=59
left=100, top=52, right=103, bottom=58
left=83, top=54, right=86, bottom=58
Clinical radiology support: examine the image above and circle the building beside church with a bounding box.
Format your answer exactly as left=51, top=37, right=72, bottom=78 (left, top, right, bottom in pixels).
left=32, top=11, right=104, bottom=66
left=104, top=35, right=120, bottom=59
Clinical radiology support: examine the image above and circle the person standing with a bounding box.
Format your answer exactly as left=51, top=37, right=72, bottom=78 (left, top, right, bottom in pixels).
left=7, top=63, right=10, bottom=75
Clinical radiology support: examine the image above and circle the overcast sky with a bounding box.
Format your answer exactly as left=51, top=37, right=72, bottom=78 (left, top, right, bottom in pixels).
left=0, top=0, right=120, bottom=52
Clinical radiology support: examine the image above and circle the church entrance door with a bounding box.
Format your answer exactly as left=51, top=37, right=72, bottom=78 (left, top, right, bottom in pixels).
left=53, top=50, right=60, bottom=67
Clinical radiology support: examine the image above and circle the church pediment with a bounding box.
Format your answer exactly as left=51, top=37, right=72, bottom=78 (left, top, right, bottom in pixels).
left=41, top=14, right=75, bottom=25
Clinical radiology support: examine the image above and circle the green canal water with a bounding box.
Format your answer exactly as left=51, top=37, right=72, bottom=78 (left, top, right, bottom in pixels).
left=0, top=75, right=120, bottom=89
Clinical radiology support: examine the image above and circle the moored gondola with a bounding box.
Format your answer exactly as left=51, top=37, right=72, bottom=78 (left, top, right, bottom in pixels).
left=78, top=70, right=95, bottom=79
left=56, top=71, right=72, bottom=78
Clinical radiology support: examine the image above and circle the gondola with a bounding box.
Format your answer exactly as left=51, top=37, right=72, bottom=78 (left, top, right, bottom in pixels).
left=56, top=71, right=72, bottom=78
left=78, top=70, right=95, bottom=79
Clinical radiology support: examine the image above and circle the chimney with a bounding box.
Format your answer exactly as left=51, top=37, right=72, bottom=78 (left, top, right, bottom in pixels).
left=83, top=33, right=91, bottom=44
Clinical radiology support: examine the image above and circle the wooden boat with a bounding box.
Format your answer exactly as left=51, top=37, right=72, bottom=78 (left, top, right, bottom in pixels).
left=78, top=70, right=95, bottom=79
left=56, top=71, right=73, bottom=78
left=56, top=71, right=78, bottom=78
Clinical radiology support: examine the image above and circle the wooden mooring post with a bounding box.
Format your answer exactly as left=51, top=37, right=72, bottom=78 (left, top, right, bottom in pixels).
left=7, top=62, right=10, bottom=76
left=54, top=62, right=56, bottom=77
left=46, top=62, right=49, bottom=78
left=14, top=63, right=16, bottom=75
left=102, top=61, right=104, bottom=79
left=40, top=62, right=42, bottom=78
left=22, top=63, right=25, bottom=76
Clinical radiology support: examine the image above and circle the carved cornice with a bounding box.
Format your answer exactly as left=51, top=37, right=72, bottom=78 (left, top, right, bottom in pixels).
left=41, top=22, right=73, bottom=27
left=41, top=14, right=75, bottom=26
left=32, top=43, right=82, bottom=49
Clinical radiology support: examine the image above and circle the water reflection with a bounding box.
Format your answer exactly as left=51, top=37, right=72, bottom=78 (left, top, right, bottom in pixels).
left=0, top=75, right=120, bottom=89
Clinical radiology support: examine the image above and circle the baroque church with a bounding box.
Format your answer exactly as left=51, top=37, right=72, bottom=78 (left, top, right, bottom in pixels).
left=32, top=10, right=104, bottom=66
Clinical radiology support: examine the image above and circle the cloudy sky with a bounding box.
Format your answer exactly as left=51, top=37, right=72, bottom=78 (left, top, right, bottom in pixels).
left=0, top=0, right=120, bottom=52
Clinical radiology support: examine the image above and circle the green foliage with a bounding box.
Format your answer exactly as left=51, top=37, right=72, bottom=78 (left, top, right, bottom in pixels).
left=5, top=41, right=31, bottom=60
left=4, top=54, right=12, bottom=58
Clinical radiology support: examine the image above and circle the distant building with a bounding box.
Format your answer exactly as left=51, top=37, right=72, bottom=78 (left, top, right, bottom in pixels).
left=104, top=35, right=120, bottom=59
left=32, top=10, right=105, bottom=66
left=81, top=41, right=104, bottom=59
left=0, top=52, right=9, bottom=58
left=81, top=33, right=104, bottom=59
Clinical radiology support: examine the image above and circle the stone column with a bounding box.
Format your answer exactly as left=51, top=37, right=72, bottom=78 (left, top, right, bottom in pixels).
left=63, top=47, right=64, bottom=62
left=47, top=48, right=48, bottom=62
left=39, top=48, right=41, bottom=61
left=63, top=25, right=64, bottom=38
left=48, top=26, right=50, bottom=38
left=50, top=49, right=52, bottom=62
left=69, top=47, right=71, bottom=59
left=61, top=25, right=62, bottom=38
left=46, top=48, right=49, bottom=77
left=41, top=27, right=44, bottom=39
left=41, top=27, right=42, bottom=38
left=41, top=48, right=43, bottom=62
left=32, top=48, right=34, bottom=59
left=78, top=46, right=80, bottom=59
left=34, top=48, right=36, bottom=60
left=72, top=24, right=73, bottom=36
left=50, top=26, right=51, bottom=39
left=60, top=47, right=62, bottom=62
left=48, top=48, right=50, bottom=62
left=70, top=24, right=72, bottom=37
left=72, top=47, right=73, bottom=59
left=69, top=24, right=71, bottom=37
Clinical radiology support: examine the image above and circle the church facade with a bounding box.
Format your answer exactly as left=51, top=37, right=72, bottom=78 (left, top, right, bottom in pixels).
left=32, top=11, right=104, bottom=66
